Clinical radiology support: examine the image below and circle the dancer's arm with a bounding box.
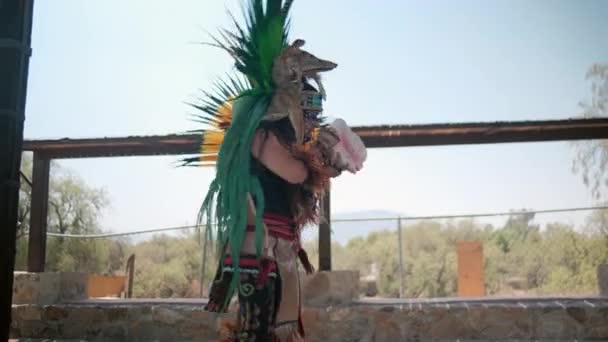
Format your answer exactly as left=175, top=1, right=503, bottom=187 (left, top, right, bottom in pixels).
left=251, top=129, right=309, bottom=184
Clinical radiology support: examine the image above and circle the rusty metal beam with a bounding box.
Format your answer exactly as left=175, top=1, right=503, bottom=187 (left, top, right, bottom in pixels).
left=23, top=134, right=200, bottom=159
left=27, top=153, right=50, bottom=272
left=355, top=118, right=608, bottom=148
left=21, top=118, right=608, bottom=159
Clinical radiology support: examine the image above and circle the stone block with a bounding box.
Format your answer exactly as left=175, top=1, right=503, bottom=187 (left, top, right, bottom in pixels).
left=67, top=305, right=106, bottom=323
left=43, top=306, right=69, bottom=321
left=471, top=306, right=533, bottom=340
left=583, top=306, right=608, bottom=339
left=13, top=272, right=59, bottom=305
left=13, top=272, right=88, bottom=305
left=533, top=307, right=584, bottom=339
left=425, top=306, right=470, bottom=340
left=302, top=270, right=359, bottom=306
left=12, top=272, right=38, bottom=303
left=360, top=279, right=378, bottom=297
left=11, top=305, right=42, bottom=321
left=369, top=311, right=402, bottom=342
left=58, top=272, right=88, bottom=302
left=104, top=306, right=129, bottom=321
left=152, top=306, right=186, bottom=325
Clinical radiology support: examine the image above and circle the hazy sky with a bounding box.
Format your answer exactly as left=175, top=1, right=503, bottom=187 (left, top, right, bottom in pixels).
left=24, top=0, right=608, bottom=239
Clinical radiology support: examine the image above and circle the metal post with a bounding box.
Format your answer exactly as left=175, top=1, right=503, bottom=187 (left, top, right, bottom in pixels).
left=397, top=216, right=404, bottom=298
left=319, top=187, right=332, bottom=271
left=200, top=224, right=209, bottom=297
left=27, top=152, right=50, bottom=272
left=0, top=0, right=35, bottom=339
left=125, top=254, right=135, bottom=298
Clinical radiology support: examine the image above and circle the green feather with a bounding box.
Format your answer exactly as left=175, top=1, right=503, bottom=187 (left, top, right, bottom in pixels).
left=211, top=0, right=291, bottom=89
left=199, top=92, right=271, bottom=309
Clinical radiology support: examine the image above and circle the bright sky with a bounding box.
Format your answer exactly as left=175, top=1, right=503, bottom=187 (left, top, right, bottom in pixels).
left=24, top=0, right=608, bottom=238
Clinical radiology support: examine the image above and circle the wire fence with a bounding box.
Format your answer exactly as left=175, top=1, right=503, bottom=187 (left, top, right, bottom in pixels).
left=17, top=204, right=608, bottom=299
left=24, top=204, right=608, bottom=239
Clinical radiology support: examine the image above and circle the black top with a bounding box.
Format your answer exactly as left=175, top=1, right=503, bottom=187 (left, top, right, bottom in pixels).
left=250, top=118, right=297, bottom=218
left=251, top=157, right=294, bottom=217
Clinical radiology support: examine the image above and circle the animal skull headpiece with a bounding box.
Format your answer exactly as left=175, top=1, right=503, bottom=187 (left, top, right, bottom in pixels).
left=265, top=39, right=337, bottom=144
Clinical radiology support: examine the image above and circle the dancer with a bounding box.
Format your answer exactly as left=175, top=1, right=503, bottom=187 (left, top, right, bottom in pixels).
left=182, top=1, right=366, bottom=340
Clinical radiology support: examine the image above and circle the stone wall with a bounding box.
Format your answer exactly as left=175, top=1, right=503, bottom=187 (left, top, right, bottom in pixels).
left=11, top=298, right=608, bottom=341
left=11, top=270, right=608, bottom=341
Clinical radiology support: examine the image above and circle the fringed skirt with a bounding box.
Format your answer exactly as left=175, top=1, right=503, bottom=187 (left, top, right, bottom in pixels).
left=206, top=213, right=312, bottom=341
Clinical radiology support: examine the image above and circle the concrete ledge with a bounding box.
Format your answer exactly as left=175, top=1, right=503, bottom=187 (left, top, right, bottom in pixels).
left=13, top=272, right=87, bottom=305
left=11, top=297, right=608, bottom=341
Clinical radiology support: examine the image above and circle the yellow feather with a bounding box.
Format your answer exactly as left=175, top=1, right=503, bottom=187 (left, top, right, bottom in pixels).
left=199, top=99, right=234, bottom=164
left=203, top=130, right=225, bottom=145
left=200, top=155, right=219, bottom=162
left=200, top=135, right=221, bottom=155
left=211, top=99, right=234, bottom=128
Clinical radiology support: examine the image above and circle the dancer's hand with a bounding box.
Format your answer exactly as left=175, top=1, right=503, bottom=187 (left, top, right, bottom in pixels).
left=309, top=127, right=342, bottom=177
left=326, top=119, right=367, bottom=174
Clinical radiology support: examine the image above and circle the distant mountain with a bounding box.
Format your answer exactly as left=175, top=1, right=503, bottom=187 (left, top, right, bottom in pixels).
left=329, top=210, right=407, bottom=245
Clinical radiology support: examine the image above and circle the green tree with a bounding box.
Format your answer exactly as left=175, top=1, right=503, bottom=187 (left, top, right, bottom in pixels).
left=16, top=154, right=112, bottom=274
left=539, top=223, right=600, bottom=294
left=573, top=63, right=608, bottom=200
left=131, top=232, right=202, bottom=298
left=585, top=208, right=608, bottom=258
left=491, top=211, right=537, bottom=253
left=305, top=214, right=608, bottom=299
